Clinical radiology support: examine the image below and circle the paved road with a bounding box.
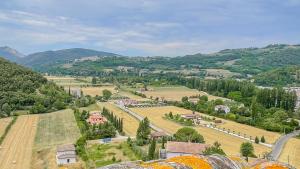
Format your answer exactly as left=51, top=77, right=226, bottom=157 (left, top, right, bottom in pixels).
left=114, top=103, right=170, bottom=135
left=270, top=130, right=300, bottom=160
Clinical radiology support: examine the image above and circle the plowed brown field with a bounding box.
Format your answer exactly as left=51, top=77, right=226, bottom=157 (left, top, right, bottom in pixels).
left=0, top=115, right=38, bottom=169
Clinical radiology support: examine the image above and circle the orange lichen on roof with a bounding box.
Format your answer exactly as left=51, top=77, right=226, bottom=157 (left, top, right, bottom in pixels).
left=166, top=155, right=212, bottom=169
left=253, top=164, right=289, bottom=169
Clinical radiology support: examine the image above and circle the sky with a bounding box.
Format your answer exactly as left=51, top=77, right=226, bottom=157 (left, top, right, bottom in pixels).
left=0, top=0, right=299, bottom=56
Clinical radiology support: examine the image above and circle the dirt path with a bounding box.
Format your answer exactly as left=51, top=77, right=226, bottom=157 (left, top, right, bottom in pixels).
left=0, top=115, right=38, bottom=169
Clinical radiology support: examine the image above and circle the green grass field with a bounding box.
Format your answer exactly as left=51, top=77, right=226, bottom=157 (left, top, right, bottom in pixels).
left=34, top=109, right=81, bottom=149
left=87, top=142, right=139, bottom=167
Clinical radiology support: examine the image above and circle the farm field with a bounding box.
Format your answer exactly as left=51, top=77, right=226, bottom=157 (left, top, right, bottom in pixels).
left=0, top=117, right=12, bottom=136
left=32, top=109, right=81, bottom=169
left=133, top=105, right=279, bottom=144
left=118, top=90, right=150, bottom=101
left=142, top=86, right=224, bottom=101
left=97, top=102, right=139, bottom=136
left=278, top=138, right=300, bottom=169
left=129, top=106, right=271, bottom=156
left=0, top=115, right=38, bottom=169
left=81, top=86, right=117, bottom=97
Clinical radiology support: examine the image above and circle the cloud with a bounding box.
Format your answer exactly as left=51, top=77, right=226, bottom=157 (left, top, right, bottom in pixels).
left=0, top=0, right=299, bottom=56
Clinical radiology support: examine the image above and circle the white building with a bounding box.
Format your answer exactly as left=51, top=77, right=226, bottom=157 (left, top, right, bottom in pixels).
left=214, top=105, right=230, bottom=114
left=56, top=144, right=77, bottom=165
left=165, top=141, right=209, bottom=159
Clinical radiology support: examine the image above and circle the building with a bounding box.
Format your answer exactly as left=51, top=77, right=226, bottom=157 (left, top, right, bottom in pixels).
left=56, top=144, right=76, bottom=165
left=116, top=99, right=139, bottom=107
left=150, top=131, right=168, bottom=139
left=214, top=105, right=230, bottom=114
left=180, top=113, right=200, bottom=120
left=165, top=141, right=209, bottom=159
left=86, top=112, right=107, bottom=125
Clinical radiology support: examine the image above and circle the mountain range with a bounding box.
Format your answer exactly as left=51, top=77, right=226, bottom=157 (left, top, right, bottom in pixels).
left=0, top=44, right=299, bottom=86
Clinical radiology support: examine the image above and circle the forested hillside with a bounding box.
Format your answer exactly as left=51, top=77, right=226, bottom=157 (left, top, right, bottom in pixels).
left=23, top=48, right=121, bottom=69
left=0, top=57, right=70, bottom=117
left=27, top=44, right=300, bottom=84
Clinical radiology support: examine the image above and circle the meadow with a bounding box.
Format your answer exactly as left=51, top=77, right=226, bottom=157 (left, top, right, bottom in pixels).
left=278, top=138, right=300, bottom=169
left=129, top=106, right=271, bottom=156
left=142, top=86, right=225, bottom=101
left=0, top=115, right=38, bottom=169
left=0, top=117, right=12, bottom=137
left=32, top=109, right=81, bottom=169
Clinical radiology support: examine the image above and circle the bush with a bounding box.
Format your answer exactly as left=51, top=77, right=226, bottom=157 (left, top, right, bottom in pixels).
left=255, top=136, right=259, bottom=144
left=261, top=136, right=265, bottom=143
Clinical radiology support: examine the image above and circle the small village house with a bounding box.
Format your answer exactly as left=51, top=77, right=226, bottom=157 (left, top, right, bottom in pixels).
left=56, top=144, right=77, bottom=165
left=150, top=131, right=168, bottom=139
left=164, top=141, right=209, bottom=159
left=214, top=105, right=230, bottom=114
left=86, top=111, right=107, bottom=125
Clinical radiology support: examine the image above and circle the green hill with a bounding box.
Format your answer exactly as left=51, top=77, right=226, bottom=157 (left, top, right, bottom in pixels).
left=22, top=48, right=121, bottom=70
left=0, top=57, right=70, bottom=117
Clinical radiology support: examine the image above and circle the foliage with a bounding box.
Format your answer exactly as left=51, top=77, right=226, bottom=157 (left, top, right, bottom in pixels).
left=240, top=142, right=255, bottom=161
left=261, top=136, right=266, bottom=143
left=148, top=138, right=156, bottom=160
left=0, top=58, right=71, bottom=117
left=136, top=117, right=151, bottom=146
left=174, top=127, right=205, bottom=143
left=102, top=107, right=123, bottom=133
left=203, top=141, right=226, bottom=156
left=102, top=89, right=112, bottom=100
left=255, top=136, right=259, bottom=144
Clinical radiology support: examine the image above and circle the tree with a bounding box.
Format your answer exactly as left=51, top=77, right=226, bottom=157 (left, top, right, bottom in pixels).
left=148, top=138, right=156, bottom=160
left=161, top=136, right=166, bottom=149
left=261, top=136, right=265, bottom=143
left=2, top=103, right=11, bottom=116
left=92, top=77, right=97, bottom=84
left=181, top=96, right=189, bottom=102
left=136, top=117, right=151, bottom=145
left=102, top=89, right=112, bottom=100
left=199, top=95, right=208, bottom=102
left=240, top=142, right=254, bottom=161
left=174, top=127, right=205, bottom=143
left=215, top=99, right=224, bottom=105
left=203, top=141, right=226, bottom=155
left=255, top=136, right=259, bottom=144
left=273, top=110, right=288, bottom=122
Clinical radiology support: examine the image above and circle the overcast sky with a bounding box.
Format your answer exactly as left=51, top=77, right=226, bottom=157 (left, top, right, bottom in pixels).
left=0, top=0, right=299, bottom=56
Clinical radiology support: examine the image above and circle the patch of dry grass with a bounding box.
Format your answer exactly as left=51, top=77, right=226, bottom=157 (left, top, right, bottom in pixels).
left=0, top=115, right=38, bottom=169
left=129, top=106, right=271, bottom=156
left=0, top=117, right=12, bottom=137
left=81, top=86, right=116, bottom=97
left=143, top=86, right=223, bottom=101
left=279, top=138, right=300, bottom=169
left=32, top=109, right=81, bottom=169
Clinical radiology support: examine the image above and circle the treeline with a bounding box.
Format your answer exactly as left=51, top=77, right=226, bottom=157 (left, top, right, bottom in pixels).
left=171, top=77, right=297, bottom=111
left=0, top=58, right=71, bottom=117
left=102, top=107, right=124, bottom=134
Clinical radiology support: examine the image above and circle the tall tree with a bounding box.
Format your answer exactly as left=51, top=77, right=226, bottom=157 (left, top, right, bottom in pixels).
left=240, top=142, right=254, bottom=162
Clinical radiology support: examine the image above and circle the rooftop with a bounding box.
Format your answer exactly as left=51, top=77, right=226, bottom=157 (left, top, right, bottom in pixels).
left=166, top=141, right=209, bottom=154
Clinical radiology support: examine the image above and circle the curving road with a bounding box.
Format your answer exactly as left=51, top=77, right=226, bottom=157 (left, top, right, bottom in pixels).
left=270, top=130, right=300, bottom=160
left=113, top=103, right=170, bottom=135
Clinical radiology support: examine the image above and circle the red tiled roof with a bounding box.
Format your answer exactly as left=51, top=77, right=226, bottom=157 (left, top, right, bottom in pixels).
left=166, top=141, right=209, bottom=154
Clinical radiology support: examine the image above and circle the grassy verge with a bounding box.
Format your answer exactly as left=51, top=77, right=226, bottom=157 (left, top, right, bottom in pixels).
left=0, top=116, right=18, bottom=144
